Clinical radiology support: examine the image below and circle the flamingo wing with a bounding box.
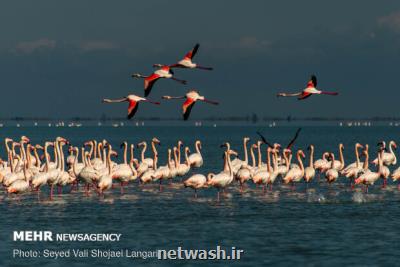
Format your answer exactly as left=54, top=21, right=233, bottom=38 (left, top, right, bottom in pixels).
left=182, top=98, right=196, bottom=120
left=144, top=74, right=160, bottom=97
left=298, top=92, right=312, bottom=100
left=127, top=100, right=139, bottom=119
left=286, top=128, right=302, bottom=149
left=184, top=43, right=199, bottom=60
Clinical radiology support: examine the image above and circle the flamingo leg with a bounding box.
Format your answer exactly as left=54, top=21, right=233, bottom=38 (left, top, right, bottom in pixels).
left=50, top=185, right=54, bottom=200
left=194, top=189, right=197, bottom=199
left=120, top=182, right=124, bottom=195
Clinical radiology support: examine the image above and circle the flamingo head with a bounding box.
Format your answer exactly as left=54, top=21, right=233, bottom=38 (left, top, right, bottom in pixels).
left=152, top=137, right=161, bottom=145
left=356, top=143, right=363, bottom=149
left=308, top=145, right=314, bottom=151
left=35, top=144, right=44, bottom=150
left=390, top=141, right=397, bottom=149
left=196, top=140, right=202, bottom=150
left=120, top=142, right=127, bottom=149
left=297, top=150, right=305, bottom=158
left=21, top=136, right=30, bottom=144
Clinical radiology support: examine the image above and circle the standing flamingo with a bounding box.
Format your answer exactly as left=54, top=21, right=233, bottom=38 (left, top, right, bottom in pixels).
left=162, top=90, right=219, bottom=120
left=102, top=94, right=160, bottom=119
left=132, top=64, right=187, bottom=96
left=304, top=145, right=316, bottom=183
left=277, top=75, right=338, bottom=100
left=169, top=43, right=213, bottom=70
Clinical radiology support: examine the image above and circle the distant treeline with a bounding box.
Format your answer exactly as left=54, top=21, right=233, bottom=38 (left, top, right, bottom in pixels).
left=1, top=114, right=400, bottom=122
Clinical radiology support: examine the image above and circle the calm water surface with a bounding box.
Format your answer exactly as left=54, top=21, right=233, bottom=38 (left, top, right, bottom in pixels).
left=1, top=126, right=400, bottom=266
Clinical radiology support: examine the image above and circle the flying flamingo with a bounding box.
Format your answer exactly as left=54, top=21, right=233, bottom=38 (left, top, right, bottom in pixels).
left=277, top=75, right=338, bottom=100
left=169, top=43, right=213, bottom=70
left=162, top=90, right=219, bottom=120
left=102, top=94, right=160, bottom=119
left=132, top=64, right=187, bottom=97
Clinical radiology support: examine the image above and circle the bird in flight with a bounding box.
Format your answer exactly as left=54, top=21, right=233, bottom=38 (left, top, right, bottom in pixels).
left=277, top=75, right=338, bottom=100
left=102, top=94, right=160, bottom=119
left=169, top=43, right=213, bottom=70
left=132, top=64, right=187, bottom=97
left=162, top=90, right=218, bottom=120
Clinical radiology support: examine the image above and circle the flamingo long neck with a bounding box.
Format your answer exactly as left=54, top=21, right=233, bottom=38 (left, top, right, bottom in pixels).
left=167, top=150, right=172, bottom=169
left=141, top=143, right=147, bottom=162
left=378, top=150, right=383, bottom=174
left=298, top=153, right=304, bottom=173
left=87, top=142, right=94, bottom=159
left=60, top=144, right=66, bottom=172
left=195, top=141, right=202, bottom=156
left=267, top=149, right=271, bottom=173
left=185, top=149, right=190, bottom=167
left=100, top=142, right=104, bottom=161
left=173, top=148, right=178, bottom=167
left=44, top=144, right=49, bottom=172
left=4, top=139, right=11, bottom=156
left=26, top=146, right=32, bottom=169
left=53, top=142, right=58, bottom=167
left=355, top=145, right=360, bottom=167
left=243, top=139, right=248, bottom=165
left=363, top=150, right=369, bottom=170
left=284, top=152, right=290, bottom=171
left=339, top=145, right=345, bottom=169
left=227, top=152, right=233, bottom=177
left=73, top=148, right=79, bottom=176
left=34, top=148, right=41, bottom=168
left=123, top=143, right=128, bottom=164
left=177, top=143, right=182, bottom=163
left=250, top=146, right=256, bottom=168
left=9, top=151, right=14, bottom=173
left=129, top=160, right=138, bottom=178
left=151, top=141, right=158, bottom=157
left=107, top=147, right=112, bottom=175
left=389, top=142, right=397, bottom=164
left=130, top=145, right=134, bottom=163
left=20, top=141, right=27, bottom=168
left=153, top=154, right=158, bottom=170
left=81, top=148, right=87, bottom=167
left=257, top=143, right=262, bottom=167
left=93, top=140, right=98, bottom=159
left=309, top=146, right=314, bottom=168
left=272, top=152, right=278, bottom=171
left=54, top=141, right=60, bottom=170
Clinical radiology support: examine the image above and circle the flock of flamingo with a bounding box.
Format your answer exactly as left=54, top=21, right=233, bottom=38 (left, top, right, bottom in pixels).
left=1, top=130, right=399, bottom=202
left=0, top=44, right=346, bottom=201
left=101, top=43, right=339, bottom=121
left=102, top=43, right=219, bottom=121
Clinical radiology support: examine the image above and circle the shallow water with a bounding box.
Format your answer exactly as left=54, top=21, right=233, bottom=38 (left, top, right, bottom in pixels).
left=1, top=126, right=400, bottom=266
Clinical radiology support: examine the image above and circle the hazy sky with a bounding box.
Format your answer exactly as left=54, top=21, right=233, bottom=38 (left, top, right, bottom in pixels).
left=1, top=0, right=400, bottom=119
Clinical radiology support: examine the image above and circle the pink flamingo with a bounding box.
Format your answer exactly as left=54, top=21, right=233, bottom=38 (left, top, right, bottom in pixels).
left=162, top=90, right=218, bottom=120
left=277, top=75, right=338, bottom=100
left=102, top=94, right=160, bottom=119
